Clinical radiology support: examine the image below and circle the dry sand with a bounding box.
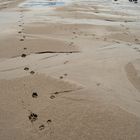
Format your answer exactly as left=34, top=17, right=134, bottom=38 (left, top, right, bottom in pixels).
left=0, top=0, right=140, bottom=139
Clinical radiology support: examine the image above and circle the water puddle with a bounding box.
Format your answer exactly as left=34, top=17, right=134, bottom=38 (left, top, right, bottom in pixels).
left=19, top=0, right=66, bottom=9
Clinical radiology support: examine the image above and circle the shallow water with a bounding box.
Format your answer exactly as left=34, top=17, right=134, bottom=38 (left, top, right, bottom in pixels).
left=19, top=0, right=66, bottom=8
left=18, top=0, right=140, bottom=27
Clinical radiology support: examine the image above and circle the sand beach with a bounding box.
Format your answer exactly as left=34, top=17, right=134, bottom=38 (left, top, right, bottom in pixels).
left=0, top=0, right=140, bottom=139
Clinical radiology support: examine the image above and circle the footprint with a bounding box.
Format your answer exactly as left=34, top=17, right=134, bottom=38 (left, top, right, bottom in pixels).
left=32, top=92, right=38, bottom=98
left=54, top=92, right=59, bottom=95
left=69, top=42, right=74, bottom=46
left=28, top=112, right=38, bottom=123
left=59, top=76, right=63, bottom=79
left=135, top=38, right=139, bottom=42
left=64, top=73, right=68, bottom=76
left=84, top=33, right=88, bottom=36
left=115, top=41, right=121, bottom=44
left=20, top=39, right=24, bottom=41
left=47, top=119, right=52, bottom=124
left=94, top=11, right=99, bottom=13
left=21, top=54, right=26, bottom=57
left=24, top=67, right=29, bottom=71
left=24, top=47, right=27, bottom=50
left=50, top=95, right=55, bottom=99
left=18, top=31, right=22, bottom=34
left=127, top=43, right=131, bottom=46
left=64, top=61, right=69, bottom=64
left=30, top=71, right=35, bottom=75
left=133, top=47, right=138, bottom=50
left=39, top=124, right=45, bottom=131
left=96, top=83, right=101, bottom=86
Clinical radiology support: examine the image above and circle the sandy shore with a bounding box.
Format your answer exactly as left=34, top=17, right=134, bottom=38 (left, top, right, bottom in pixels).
left=0, top=0, right=140, bottom=139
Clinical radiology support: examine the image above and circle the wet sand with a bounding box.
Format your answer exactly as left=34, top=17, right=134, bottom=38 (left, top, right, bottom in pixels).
left=0, top=0, right=140, bottom=139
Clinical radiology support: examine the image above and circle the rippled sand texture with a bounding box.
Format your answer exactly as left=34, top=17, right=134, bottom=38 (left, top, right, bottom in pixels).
left=0, top=0, right=140, bottom=140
